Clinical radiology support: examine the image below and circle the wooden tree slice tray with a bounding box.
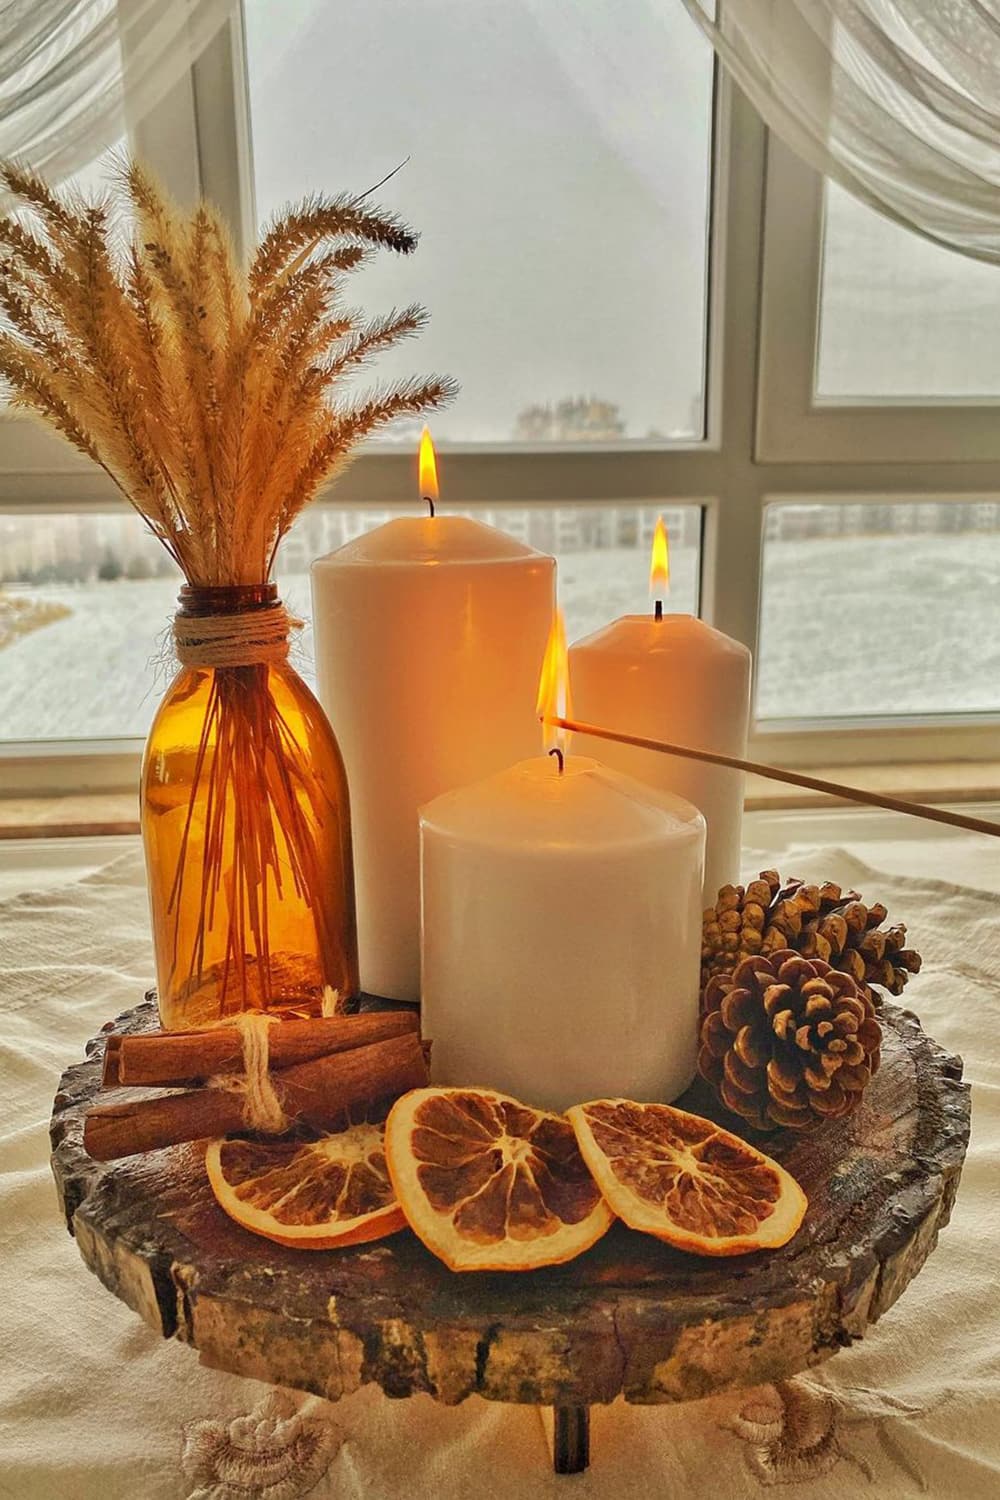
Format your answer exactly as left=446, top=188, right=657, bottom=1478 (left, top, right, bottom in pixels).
left=50, top=998, right=969, bottom=1468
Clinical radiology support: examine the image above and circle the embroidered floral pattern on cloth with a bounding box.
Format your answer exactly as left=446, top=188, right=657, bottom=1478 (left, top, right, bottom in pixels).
left=182, top=1391, right=340, bottom=1500
left=725, top=1376, right=928, bottom=1488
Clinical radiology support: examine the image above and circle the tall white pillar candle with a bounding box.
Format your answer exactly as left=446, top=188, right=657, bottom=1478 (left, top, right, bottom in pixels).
left=311, top=518, right=554, bottom=1000
left=420, top=755, right=705, bottom=1112
left=570, top=615, right=751, bottom=905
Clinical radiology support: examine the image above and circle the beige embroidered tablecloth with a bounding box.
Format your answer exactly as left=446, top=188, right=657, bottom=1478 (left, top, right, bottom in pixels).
left=1, top=836, right=997, bottom=1499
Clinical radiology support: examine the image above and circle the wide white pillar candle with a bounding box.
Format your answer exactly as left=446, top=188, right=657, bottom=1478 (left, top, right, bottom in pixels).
left=570, top=616, right=750, bottom=905
left=420, top=755, right=705, bottom=1112
left=311, top=518, right=554, bottom=1000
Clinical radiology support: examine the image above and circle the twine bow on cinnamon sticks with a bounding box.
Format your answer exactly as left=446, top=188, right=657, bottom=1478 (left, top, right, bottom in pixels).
left=85, top=1010, right=428, bottom=1162
left=548, top=716, right=1000, bottom=840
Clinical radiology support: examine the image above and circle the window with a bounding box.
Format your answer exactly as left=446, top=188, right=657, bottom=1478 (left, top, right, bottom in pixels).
left=244, top=0, right=713, bottom=443
left=757, top=135, right=1000, bottom=464
left=816, top=182, right=1000, bottom=402
left=758, top=501, right=1000, bottom=722
left=0, top=513, right=178, bottom=741
left=2, top=6, right=999, bottom=788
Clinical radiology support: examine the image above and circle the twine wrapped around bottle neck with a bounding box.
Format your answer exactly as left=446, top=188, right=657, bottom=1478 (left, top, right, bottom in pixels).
left=172, top=584, right=302, bottom=669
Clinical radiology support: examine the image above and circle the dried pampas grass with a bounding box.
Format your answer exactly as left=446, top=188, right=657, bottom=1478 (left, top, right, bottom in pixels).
left=0, top=158, right=456, bottom=584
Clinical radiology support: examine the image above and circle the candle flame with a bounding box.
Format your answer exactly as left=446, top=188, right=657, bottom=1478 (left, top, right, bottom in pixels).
left=649, top=515, right=670, bottom=599
left=419, top=426, right=439, bottom=506
left=536, top=608, right=572, bottom=757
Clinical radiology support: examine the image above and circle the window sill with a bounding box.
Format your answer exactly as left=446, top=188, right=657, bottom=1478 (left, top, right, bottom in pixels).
left=0, top=793, right=139, bottom=840
left=744, top=761, right=1000, bottom=811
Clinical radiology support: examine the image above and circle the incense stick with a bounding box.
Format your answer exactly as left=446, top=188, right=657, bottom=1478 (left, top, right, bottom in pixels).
left=550, top=716, right=1000, bottom=840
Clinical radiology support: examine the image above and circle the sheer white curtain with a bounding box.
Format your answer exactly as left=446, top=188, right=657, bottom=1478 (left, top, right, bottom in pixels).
left=682, top=0, right=1000, bottom=263
left=0, top=0, right=237, bottom=183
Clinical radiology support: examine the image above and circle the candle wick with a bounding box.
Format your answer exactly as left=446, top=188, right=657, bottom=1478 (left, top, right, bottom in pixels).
left=548, top=747, right=565, bottom=775
left=424, top=495, right=436, bottom=518
left=654, top=599, right=663, bottom=622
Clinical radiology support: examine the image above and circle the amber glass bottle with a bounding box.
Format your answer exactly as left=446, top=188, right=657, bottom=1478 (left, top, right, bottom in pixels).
left=142, top=584, right=358, bottom=1030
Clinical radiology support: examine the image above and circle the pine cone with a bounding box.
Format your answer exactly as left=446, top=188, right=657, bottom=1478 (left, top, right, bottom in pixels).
left=761, top=881, right=921, bottom=999
left=699, top=950, right=882, bottom=1130
left=700, top=871, right=797, bottom=986
left=701, top=872, right=921, bottom=1008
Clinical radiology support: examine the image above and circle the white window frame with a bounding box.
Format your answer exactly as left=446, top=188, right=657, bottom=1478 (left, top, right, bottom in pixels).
left=758, top=136, right=1000, bottom=465
left=2, top=11, right=998, bottom=798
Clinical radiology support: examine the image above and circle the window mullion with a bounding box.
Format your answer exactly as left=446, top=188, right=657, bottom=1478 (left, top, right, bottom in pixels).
left=123, top=3, right=255, bottom=248
left=118, top=0, right=200, bottom=204
left=190, top=7, right=257, bottom=258
left=701, top=74, right=767, bottom=656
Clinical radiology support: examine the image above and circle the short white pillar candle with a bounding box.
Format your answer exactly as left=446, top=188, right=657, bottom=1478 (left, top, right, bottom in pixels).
left=419, top=754, right=705, bottom=1112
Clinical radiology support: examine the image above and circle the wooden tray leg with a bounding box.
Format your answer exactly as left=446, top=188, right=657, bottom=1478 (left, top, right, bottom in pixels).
left=553, top=1405, right=590, bottom=1474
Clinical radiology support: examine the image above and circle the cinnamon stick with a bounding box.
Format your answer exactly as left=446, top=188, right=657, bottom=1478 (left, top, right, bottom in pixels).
left=101, top=1010, right=419, bottom=1088
left=83, top=1031, right=429, bottom=1161
left=101, top=1034, right=123, bottom=1088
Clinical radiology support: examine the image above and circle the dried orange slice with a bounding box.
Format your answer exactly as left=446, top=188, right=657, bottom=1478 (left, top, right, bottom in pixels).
left=567, top=1099, right=807, bottom=1256
left=205, top=1111, right=404, bottom=1250
left=384, top=1086, right=614, bottom=1271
